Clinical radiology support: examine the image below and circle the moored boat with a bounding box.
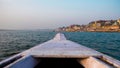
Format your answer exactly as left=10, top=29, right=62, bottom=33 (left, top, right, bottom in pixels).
left=0, top=33, right=120, bottom=68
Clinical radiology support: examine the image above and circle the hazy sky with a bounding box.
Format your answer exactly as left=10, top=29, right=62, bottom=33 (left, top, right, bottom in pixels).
left=0, top=0, right=120, bottom=29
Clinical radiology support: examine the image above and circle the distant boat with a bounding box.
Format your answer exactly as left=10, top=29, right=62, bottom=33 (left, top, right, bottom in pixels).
left=0, top=33, right=120, bottom=68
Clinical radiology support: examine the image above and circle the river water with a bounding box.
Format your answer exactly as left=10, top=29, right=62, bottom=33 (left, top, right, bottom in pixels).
left=0, top=30, right=120, bottom=61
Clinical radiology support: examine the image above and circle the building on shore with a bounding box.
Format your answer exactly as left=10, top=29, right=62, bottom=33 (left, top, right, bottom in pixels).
left=55, top=18, right=120, bottom=32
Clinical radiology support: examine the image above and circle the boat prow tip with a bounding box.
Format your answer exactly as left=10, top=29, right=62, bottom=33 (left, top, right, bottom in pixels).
left=53, top=33, right=66, bottom=40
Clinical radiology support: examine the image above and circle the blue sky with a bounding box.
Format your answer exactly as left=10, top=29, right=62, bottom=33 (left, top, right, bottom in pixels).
left=0, top=0, right=120, bottom=29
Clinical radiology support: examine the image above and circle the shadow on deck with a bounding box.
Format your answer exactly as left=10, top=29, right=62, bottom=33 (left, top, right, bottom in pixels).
left=35, top=58, right=84, bottom=68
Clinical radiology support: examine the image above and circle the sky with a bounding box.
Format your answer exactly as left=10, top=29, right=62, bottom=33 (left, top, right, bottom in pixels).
left=0, top=0, right=120, bottom=29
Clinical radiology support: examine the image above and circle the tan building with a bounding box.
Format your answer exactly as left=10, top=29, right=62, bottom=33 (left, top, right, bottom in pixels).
left=117, top=19, right=120, bottom=23
left=90, top=21, right=101, bottom=29
left=110, top=25, right=119, bottom=30
left=110, top=22, right=120, bottom=30
left=73, top=26, right=81, bottom=30
left=102, top=25, right=119, bottom=30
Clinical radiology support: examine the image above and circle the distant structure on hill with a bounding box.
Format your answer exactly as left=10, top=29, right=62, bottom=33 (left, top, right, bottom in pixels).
left=55, top=18, right=120, bottom=32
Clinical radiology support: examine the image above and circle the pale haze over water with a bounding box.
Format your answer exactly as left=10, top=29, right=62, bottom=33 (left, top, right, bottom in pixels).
left=0, top=0, right=120, bottom=29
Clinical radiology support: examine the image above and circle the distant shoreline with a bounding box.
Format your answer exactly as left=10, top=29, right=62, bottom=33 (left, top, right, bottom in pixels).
left=55, top=31, right=120, bottom=33
left=1, top=29, right=120, bottom=32
left=56, top=19, right=120, bottom=32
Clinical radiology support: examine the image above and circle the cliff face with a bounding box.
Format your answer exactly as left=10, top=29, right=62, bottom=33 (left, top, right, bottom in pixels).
left=56, top=19, right=120, bottom=32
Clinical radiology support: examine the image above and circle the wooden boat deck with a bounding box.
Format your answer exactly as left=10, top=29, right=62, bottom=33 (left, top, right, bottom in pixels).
left=22, top=33, right=102, bottom=58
